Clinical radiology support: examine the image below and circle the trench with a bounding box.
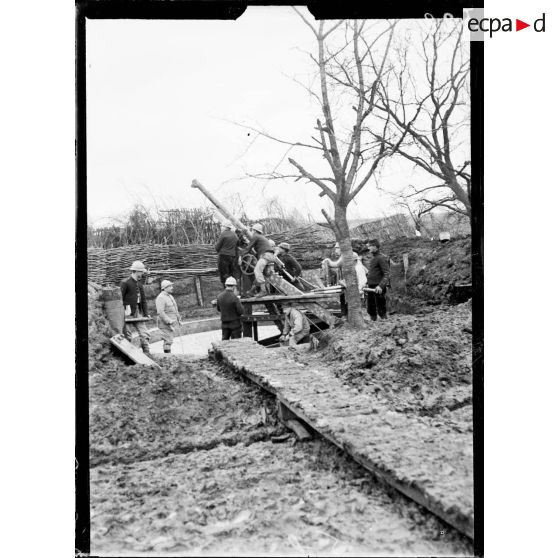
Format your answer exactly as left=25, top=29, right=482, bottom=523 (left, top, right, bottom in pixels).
left=148, top=324, right=281, bottom=356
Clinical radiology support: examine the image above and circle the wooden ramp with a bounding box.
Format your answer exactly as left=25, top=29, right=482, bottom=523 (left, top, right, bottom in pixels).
left=267, top=273, right=339, bottom=327
left=211, top=338, right=474, bottom=539
left=110, top=334, right=161, bottom=368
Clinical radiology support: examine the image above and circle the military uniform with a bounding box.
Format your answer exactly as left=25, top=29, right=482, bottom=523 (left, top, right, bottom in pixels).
left=120, top=275, right=151, bottom=352
left=155, top=290, right=180, bottom=353
left=216, top=289, right=245, bottom=340
left=366, top=252, right=390, bottom=320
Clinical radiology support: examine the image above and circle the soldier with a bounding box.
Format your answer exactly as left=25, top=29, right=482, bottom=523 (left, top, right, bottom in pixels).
left=243, top=223, right=272, bottom=258
left=216, top=277, right=245, bottom=340
left=365, top=239, right=390, bottom=320
left=334, top=251, right=368, bottom=317
left=214, top=220, right=240, bottom=287
left=246, top=248, right=276, bottom=297
left=155, top=280, right=181, bottom=353
left=276, top=242, right=302, bottom=284
left=280, top=302, right=311, bottom=347
left=321, top=242, right=342, bottom=286
left=121, top=260, right=151, bottom=354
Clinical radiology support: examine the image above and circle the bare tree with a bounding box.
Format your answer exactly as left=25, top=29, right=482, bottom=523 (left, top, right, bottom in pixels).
left=373, top=18, right=471, bottom=222
left=394, top=197, right=430, bottom=236
left=240, top=14, right=406, bottom=327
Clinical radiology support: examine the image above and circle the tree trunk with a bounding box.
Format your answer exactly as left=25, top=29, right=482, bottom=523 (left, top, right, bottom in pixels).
left=335, top=203, right=365, bottom=328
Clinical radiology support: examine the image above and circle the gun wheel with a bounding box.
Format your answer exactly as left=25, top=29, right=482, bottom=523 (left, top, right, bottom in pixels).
left=240, top=253, right=258, bottom=276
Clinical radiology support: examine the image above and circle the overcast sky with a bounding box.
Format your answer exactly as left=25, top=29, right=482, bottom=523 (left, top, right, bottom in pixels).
left=86, top=6, right=467, bottom=226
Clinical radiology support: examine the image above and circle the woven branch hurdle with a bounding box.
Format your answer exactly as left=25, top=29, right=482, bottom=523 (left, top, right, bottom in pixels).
left=88, top=224, right=337, bottom=285
left=87, top=244, right=218, bottom=285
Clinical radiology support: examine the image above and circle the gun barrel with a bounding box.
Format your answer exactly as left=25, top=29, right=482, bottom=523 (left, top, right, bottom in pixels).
left=191, top=179, right=252, bottom=237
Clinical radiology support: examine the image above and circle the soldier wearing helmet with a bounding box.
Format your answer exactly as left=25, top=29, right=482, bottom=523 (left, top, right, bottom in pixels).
left=121, top=260, right=151, bottom=353
left=215, top=220, right=240, bottom=287
left=276, top=241, right=302, bottom=284
left=155, top=280, right=181, bottom=353
left=246, top=248, right=278, bottom=298
left=279, top=302, right=310, bottom=348
left=243, top=222, right=272, bottom=258
left=216, top=276, right=245, bottom=340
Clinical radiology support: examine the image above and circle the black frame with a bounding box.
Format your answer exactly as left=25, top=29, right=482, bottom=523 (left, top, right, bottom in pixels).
left=76, top=2, right=483, bottom=554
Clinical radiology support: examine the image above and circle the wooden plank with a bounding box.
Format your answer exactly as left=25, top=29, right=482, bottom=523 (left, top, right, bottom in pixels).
left=267, top=273, right=338, bottom=327
left=240, top=293, right=338, bottom=303
left=110, top=334, right=161, bottom=368
left=285, top=419, right=312, bottom=441
left=194, top=276, right=204, bottom=306
left=241, top=314, right=283, bottom=323
left=213, top=342, right=473, bottom=540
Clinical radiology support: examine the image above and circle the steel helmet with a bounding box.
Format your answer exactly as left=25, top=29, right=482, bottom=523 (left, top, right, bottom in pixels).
left=225, top=277, right=237, bottom=286
left=278, top=242, right=290, bottom=251
left=161, top=280, right=173, bottom=290
left=268, top=239, right=276, bottom=247
left=130, top=260, right=147, bottom=272
left=251, top=223, right=264, bottom=234
left=221, top=220, right=233, bottom=229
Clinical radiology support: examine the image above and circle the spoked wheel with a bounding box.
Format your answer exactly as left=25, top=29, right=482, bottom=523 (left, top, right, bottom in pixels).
left=240, top=253, right=258, bottom=275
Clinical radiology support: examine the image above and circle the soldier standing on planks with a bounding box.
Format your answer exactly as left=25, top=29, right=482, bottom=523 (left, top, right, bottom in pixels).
left=364, top=239, right=390, bottom=321
left=155, top=280, right=181, bottom=353
left=216, top=277, right=245, bottom=340
left=246, top=248, right=277, bottom=297
left=214, top=221, right=240, bottom=287
left=121, top=260, right=152, bottom=354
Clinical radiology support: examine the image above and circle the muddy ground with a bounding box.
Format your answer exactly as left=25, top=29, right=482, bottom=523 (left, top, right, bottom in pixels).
left=375, top=236, right=471, bottom=305
left=89, top=354, right=473, bottom=556
left=315, top=301, right=472, bottom=434
left=89, top=356, right=282, bottom=468
left=86, top=232, right=475, bottom=556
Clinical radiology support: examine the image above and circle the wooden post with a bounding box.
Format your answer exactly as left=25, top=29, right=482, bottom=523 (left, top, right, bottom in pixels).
left=277, top=400, right=311, bottom=441
left=242, top=302, right=253, bottom=338
left=403, top=253, right=409, bottom=294
left=194, top=275, right=204, bottom=306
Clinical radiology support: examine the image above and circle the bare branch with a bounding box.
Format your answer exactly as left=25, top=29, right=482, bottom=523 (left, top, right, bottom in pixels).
left=221, top=118, right=324, bottom=152
left=322, top=20, right=345, bottom=39
left=321, top=208, right=341, bottom=237
left=292, top=7, right=318, bottom=37
left=288, top=157, right=336, bottom=200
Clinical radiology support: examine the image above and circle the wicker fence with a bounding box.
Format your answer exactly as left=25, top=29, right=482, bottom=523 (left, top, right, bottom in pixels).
left=88, top=224, right=337, bottom=285
left=87, top=244, right=218, bottom=286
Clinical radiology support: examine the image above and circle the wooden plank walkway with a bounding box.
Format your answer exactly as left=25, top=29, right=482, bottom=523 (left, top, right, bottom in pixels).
left=211, top=338, right=474, bottom=539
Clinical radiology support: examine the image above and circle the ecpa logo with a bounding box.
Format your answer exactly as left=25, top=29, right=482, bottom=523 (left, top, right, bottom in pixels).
left=464, top=9, right=546, bottom=40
